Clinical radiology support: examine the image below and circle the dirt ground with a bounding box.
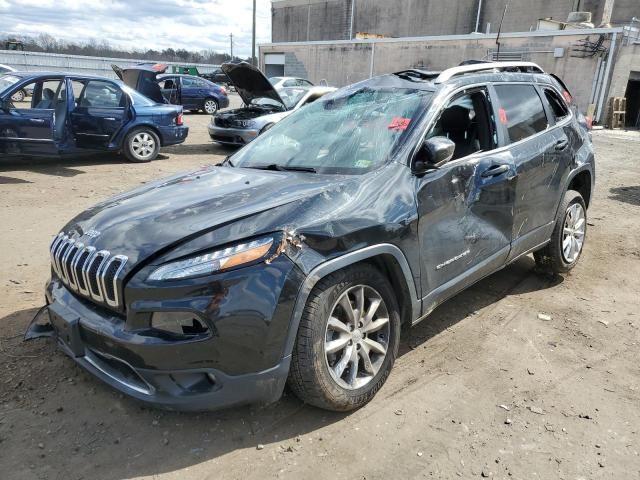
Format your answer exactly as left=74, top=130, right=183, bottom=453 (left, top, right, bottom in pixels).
left=1, top=112, right=639, bottom=479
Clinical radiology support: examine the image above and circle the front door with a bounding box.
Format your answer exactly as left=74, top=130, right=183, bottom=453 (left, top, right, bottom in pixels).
left=0, top=77, right=65, bottom=155
left=415, top=87, right=516, bottom=315
left=69, top=79, right=129, bottom=149
left=160, top=77, right=180, bottom=105
left=491, top=83, right=569, bottom=261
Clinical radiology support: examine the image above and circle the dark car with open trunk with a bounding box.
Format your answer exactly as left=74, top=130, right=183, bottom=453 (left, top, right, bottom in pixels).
left=30, top=62, right=595, bottom=412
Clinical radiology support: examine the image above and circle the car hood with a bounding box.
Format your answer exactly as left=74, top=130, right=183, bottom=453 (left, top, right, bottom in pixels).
left=112, top=63, right=167, bottom=104
left=60, top=166, right=347, bottom=271
left=221, top=62, right=285, bottom=108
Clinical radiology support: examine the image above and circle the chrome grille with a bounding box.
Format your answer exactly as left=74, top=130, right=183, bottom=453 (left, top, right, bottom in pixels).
left=50, top=233, right=128, bottom=309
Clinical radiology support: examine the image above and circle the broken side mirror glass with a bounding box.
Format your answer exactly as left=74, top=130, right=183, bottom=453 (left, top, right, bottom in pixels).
left=413, top=136, right=455, bottom=174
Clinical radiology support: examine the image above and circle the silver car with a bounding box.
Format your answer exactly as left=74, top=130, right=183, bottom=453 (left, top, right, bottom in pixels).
left=209, top=62, right=335, bottom=146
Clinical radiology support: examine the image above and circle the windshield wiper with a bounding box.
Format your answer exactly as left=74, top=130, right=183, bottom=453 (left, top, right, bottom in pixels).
left=247, top=163, right=316, bottom=173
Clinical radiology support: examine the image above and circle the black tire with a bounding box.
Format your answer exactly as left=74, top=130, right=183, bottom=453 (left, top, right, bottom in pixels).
left=288, top=263, right=401, bottom=412
left=123, top=127, right=160, bottom=163
left=534, top=190, right=587, bottom=273
left=203, top=98, right=219, bottom=114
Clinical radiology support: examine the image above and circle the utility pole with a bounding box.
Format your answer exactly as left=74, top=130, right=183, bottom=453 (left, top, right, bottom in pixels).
left=252, top=0, right=256, bottom=66
left=230, top=32, right=234, bottom=61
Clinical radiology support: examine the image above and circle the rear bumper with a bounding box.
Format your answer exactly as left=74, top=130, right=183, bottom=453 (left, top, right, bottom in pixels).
left=160, top=125, right=189, bottom=146
left=218, top=96, right=230, bottom=109
left=208, top=125, right=259, bottom=146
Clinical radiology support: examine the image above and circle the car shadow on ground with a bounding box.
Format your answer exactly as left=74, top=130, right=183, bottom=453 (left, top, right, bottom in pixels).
left=0, top=154, right=129, bottom=178
left=0, top=257, right=561, bottom=479
left=609, top=185, right=640, bottom=206
left=163, top=143, right=237, bottom=157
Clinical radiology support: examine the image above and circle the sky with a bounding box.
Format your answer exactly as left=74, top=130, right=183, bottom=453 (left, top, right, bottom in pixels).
left=0, top=0, right=272, bottom=57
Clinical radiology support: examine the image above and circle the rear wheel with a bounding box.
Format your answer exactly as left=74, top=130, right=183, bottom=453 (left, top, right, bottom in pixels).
left=534, top=190, right=587, bottom=273
left=288, top=264, right=401, bottom=411
left=203, top=98, right=219, bottom=114
left=123, top=128, right=160, bottom=163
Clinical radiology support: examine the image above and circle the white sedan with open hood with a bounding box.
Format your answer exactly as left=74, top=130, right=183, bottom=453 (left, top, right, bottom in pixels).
left=208, top=62, right=335, bottom=146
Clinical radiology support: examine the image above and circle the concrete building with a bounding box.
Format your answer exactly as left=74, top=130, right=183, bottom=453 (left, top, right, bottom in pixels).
left=262, top=0, right=640, bottom=126
left=271, top=0, right=638, bottom=42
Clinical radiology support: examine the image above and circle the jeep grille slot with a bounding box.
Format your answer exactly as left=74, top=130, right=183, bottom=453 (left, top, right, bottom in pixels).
left=49, top=233, right=128, bottom=309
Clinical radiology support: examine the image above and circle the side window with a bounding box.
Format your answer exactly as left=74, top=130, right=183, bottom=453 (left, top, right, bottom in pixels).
left=161, top=79, right=176, bottom=90
left=543, top=88, right=570, bottom=123
left=300, top=79, right=314, bottom=87
left=283, top=79, right=297, bottom=87
left=494, top=84, right=549, bottom=143
left=427, top=88, right=497, bottom=161
left=182, top=77, right=196, bottom=87
left=8, top=79, right=64, bottom=110
left=74, top=80, right=123, bottom=108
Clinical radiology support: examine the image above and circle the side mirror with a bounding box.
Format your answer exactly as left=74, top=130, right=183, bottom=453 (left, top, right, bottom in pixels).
left=0, top=99, right=10, bottom=111
left=412, top=136, right=455, bottom=174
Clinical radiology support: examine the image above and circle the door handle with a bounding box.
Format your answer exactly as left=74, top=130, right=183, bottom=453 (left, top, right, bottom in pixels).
left=30, top=118, right=46, bottom=124
left=555, top=139, right=569, bottom=151
left=481, top=164, right=510, bottom=178
left=104, top=117, right=117, bottom=121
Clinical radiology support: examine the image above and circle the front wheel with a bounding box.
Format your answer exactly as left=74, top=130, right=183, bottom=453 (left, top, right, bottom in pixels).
left=123, top=128, right=160, bottom=163
left=203, top=98, right=219, bottom=114
left=288, top=264, right=401, bottom=411
left=534, top=190, right=587, bottom=273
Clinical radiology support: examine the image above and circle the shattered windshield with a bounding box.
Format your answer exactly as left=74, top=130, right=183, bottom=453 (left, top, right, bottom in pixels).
left=0, top=75, right=20, bottom=95
left=232, top=86, right=433, bottom=174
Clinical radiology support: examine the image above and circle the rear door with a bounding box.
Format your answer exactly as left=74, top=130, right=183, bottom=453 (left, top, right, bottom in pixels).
left=69, top=79, right=129, bottom=150
left=180, top=76, right=202, bottom=109
left=0, top=77, right=63, bottom=155
left=490, top=83, right=566, bottom=261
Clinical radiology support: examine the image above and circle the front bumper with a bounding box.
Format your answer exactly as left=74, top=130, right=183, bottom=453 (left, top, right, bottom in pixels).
left=208, top=125, right=259, bottom=146
left=160, top=125, right=189, bottom=146
left=42, top=255, right=304, bottom=411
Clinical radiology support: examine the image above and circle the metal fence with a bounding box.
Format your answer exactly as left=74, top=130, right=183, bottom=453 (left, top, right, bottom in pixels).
left=0, top=50, right=220, bottom=78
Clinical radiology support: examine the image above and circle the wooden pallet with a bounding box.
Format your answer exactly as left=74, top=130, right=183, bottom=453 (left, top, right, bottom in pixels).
left=606, top=97, right=626, bottom=129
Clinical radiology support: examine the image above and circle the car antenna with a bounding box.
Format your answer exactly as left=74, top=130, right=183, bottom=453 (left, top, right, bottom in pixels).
left=495, top=0, right=509, bottom=60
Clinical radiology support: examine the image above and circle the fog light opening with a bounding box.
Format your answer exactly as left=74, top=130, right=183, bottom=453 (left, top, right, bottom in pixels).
left=151, top=312, right=209, bottom=337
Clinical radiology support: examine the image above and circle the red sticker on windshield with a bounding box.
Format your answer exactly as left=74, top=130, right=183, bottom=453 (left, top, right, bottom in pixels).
left=388, top=117, right=411, bottom=131
left=498, top=108, right=508, bottom=125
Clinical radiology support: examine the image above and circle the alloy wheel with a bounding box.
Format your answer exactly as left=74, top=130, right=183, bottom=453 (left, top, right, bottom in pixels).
left=131, top=132, right=156, bottom=160
left=562, top=202, right=586, bottom=263
left=324, top=285, right=390, bottom=390
left=204, top=100, right=218, bottom=114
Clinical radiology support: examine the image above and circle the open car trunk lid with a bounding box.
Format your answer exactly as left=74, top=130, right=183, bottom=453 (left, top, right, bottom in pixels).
left=111, top=63, right=168, bottom=104
left=221, top=62, right=285, bottom=109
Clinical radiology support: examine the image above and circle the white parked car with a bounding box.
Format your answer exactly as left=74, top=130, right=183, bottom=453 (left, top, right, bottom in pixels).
left=209, top=63, right=335, bottom=146
left=268, top=76, right=314, bottom=90
left=0, top=64, right=29, bottom=102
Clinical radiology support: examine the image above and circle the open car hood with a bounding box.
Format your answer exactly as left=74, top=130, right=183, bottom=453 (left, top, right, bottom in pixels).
left=221, top=62, right=285, bottom=108
left=111, top=63, right=167, bottom=104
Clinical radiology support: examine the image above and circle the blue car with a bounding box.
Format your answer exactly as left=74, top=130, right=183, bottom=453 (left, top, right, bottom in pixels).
left=0, top=71, right=188, bottom=162
left=112, top=64, right=229, bottom=115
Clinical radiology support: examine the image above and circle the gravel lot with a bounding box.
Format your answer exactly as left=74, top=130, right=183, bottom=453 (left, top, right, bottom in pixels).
left=1, top=114, right=639, bottom=479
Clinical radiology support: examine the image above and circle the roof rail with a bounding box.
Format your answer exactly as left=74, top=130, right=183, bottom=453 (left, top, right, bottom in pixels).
left=434, top=62, right=545, bottom=84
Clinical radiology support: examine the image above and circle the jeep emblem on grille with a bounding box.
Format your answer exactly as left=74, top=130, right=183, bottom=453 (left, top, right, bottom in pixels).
left=84, top=229, right=101, bottom=239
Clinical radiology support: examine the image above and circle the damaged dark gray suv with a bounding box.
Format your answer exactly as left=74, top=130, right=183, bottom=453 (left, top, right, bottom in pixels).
left=33, top=62, right=594, bottom=412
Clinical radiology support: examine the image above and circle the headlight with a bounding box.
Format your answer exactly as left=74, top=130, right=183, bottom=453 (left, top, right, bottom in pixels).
left=148, top=236, right=274, bottom=281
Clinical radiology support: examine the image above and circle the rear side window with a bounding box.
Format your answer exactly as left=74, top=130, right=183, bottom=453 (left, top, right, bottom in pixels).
left=543, top=88, right=570, bottom=122
left=494, top=84, right=548, bottom=143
